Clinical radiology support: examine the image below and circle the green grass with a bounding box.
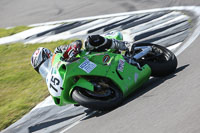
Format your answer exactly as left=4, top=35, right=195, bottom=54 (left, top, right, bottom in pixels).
left=0, top=40, right=74, bottom=131
left=0, top=26, right=32, bottom=38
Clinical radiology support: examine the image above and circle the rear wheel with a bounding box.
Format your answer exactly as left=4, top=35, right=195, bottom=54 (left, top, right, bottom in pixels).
left=135, top=43, right=177, bottom=77
left=71, top=82, right=123, bottom=110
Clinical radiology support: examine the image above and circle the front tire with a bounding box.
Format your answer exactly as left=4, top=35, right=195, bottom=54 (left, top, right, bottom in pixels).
left=135, top=43, right=178, bottom=77
left=72, top=86, right=123, bottom=111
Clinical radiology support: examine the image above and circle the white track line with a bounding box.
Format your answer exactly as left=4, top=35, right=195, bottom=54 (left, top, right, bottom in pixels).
left=175, top=8, right=200, bottom=55
left=0, top=25, right=61, bottom=45
left=24, top=13, right=189, bottom=44
left=24, top=16, right=130, bottom=44
left=129, top=13, right=189, bottom=35
left=28, top=6, right=198, bottom=27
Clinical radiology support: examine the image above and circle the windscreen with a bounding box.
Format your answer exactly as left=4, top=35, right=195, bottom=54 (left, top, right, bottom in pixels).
left=38, top=57, right=52, bottom=79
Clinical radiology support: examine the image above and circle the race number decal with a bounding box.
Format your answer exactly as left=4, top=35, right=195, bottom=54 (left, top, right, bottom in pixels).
left=79, top=59, right=97, bottom=73
left=46, top=68, right=63, bottom=97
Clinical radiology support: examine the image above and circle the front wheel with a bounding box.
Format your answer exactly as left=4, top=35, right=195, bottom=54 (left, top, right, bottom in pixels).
left=71, top=85, right=123, bottom=111
left=135, top=43, right=178, bottom=77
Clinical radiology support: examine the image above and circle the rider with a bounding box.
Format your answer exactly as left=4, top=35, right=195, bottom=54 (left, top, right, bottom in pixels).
left=31, top=33, right=132, bottom=78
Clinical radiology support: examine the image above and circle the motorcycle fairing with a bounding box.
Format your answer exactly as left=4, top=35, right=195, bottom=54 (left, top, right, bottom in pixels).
left=49, top=51, right=151, bottom=106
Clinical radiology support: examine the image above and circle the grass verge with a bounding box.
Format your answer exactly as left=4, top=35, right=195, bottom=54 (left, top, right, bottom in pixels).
left=0, top=40, right=74, bottom=131
left=0, top=26, right=32, bottom=38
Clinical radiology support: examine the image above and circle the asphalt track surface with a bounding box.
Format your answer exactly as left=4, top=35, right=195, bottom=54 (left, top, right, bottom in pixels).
left=0, top=0, right=200, bottom=28
left=1, top=1, right=200, bottom=133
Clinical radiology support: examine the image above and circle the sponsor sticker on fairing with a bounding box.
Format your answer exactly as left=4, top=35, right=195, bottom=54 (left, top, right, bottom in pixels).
left=117, top=59, right=125, bottom=72
left=79, top=59, right=97, bottom=73
left=103, top=55, right=110, bottom=63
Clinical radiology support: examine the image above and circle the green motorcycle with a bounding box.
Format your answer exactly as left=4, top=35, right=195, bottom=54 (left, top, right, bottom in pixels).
left=38, top=32, right=177, bottom=110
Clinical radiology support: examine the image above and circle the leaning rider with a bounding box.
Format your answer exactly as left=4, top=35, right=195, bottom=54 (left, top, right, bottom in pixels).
left=31, top=33, right=132, bottom=78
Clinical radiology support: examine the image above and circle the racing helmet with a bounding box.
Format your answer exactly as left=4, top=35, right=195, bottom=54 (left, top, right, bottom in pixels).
left=31, top=47, right=52, bottom=74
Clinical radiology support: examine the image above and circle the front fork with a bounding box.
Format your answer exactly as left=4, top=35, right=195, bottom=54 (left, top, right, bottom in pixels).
left=133, top=46, right=152, bottom=60
left=124, top=46, right=152, bottom=69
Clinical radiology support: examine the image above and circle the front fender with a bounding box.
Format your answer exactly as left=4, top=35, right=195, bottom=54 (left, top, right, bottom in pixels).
left=69, top=78, right=94, bottom=96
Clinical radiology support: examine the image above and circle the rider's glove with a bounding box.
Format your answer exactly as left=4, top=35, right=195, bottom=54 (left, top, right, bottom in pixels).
left=63, top=40, right=82, bottom=60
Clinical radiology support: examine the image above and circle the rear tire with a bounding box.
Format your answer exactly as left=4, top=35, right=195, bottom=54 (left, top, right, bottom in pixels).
left=72, top=86, right=123, bottom=111
left=135, top=43, right=178, bottom=77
